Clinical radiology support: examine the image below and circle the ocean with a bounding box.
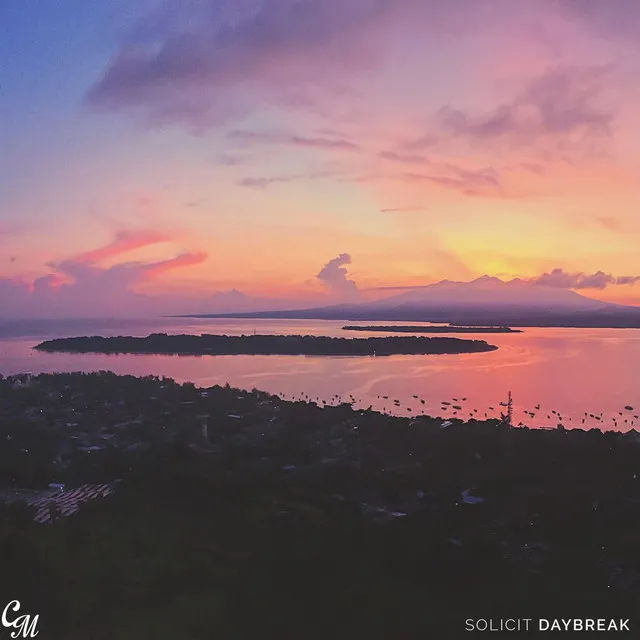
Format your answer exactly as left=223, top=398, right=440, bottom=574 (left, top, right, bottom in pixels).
left=1, top=317, right=639, bottom=432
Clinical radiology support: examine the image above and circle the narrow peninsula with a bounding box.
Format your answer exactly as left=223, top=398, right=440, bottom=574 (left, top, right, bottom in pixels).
left=34, top=333, right=498, bottom=356
left=343, top=325, right=521, bottom=334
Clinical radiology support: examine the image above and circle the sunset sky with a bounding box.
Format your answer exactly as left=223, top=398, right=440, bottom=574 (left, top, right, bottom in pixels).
left=3, top=0, right=640, bottom=317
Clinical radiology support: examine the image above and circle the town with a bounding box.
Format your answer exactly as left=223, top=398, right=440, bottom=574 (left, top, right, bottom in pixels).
left=0, top=371, right=640, bottom=637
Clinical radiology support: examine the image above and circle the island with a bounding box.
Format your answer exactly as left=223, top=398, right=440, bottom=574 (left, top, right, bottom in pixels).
left=34, top=333, right=498, bottom=356
left=343, top=324, right=522, bottom=334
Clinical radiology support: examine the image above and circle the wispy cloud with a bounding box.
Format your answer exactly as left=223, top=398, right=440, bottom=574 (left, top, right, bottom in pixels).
left=380, top=206, right=429, bottom=213
left=238, top=176, right=297, bottom=189
left=237, top=159, right=505, bottom=197
left=402, top=165, right=503, bottom=197
left=68, top=229, right=168, bottom=266
left=238, top=169, right=341, bottom=189
left=141, top=252, right=208, bottom=279
left=436, top=65, right=614, bottom=153
left=228, top=130, right=361, bottom=152
left=377, top=150, right=429, bottom=165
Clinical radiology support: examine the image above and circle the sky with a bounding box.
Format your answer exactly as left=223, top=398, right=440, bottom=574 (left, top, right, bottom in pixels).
left=2, top=0, right=640, bottom=317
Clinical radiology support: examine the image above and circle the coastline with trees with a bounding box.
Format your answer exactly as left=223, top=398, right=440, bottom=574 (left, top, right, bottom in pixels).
left=34, top=333, right=499, bottom=356
left=342, top=325, right=521, bottom=334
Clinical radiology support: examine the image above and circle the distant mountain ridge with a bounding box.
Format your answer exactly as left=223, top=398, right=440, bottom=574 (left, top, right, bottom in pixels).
left=365, top=275, right=613, bottom=311
left=181, top=276, right=640, bottom=328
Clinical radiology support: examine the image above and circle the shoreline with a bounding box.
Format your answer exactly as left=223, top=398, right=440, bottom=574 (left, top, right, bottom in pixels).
left=342, top=325, right=522, bottom=334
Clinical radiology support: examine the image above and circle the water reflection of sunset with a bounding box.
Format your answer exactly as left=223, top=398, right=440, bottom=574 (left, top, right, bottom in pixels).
left=2, top=320, right=639, bottom=433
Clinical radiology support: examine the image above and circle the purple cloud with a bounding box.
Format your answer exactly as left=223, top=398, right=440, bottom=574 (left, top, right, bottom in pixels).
left=83, top=0, right=638, bottom=141
left=238, top=176, right=298, bottom=189
left=531, top=268, right=640, bottom=290
left=402, top=165, right=502, bottom=196
left=90, top=0, right=553, bottom=130
left=437, top=66, right=614, bottom=151
left=238, top=168, right=340, bottom=189
left=86, top=0, right=406, bottom=128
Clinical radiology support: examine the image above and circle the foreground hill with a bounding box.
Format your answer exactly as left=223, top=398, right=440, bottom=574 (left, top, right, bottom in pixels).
left=2, top=372, right=640, bottom=638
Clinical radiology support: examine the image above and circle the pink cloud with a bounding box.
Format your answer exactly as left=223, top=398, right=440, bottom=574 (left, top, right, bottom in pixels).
left=141, top=252, right=208, bottom=280
left=0, top=248, right=338, bottom=319
left=530, top=268, right=640, bottom=290
left=69, top=229, right=168, bottom=266
left=81, top=0, right=635, bottom=213
left=0, top=234, right=209, bottom=318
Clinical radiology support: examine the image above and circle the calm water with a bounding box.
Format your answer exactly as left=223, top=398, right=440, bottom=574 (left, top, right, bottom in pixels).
left=1, top=318, right=639, bottom=432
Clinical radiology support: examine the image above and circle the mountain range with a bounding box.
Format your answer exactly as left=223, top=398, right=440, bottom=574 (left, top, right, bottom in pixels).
left=184, top=276, right=640, bottom=328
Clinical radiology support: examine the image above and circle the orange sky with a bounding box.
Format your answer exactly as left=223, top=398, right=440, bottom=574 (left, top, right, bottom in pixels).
left=2, top=0, right=640, bottom=315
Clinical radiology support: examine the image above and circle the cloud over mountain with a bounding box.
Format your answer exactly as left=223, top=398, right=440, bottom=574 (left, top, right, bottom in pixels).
left=317, top=253, right=361, bottom=300
left=530, top=268, right=640, bottom=290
